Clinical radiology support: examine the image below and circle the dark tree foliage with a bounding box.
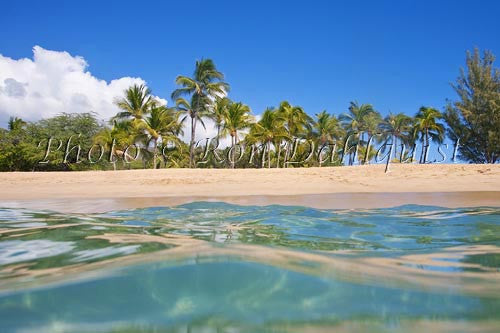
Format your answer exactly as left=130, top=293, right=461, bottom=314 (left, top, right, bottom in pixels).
left=0, top=113, right=105, bottom=171
left=2, top=53, right=498, bottom=171
left=445, top=48, right=500, bottom=163
left=0, top=120, right=42, bottom=171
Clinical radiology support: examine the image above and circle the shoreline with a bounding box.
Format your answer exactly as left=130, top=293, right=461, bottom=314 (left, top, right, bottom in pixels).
left=1, top=191, right=499, bottom=213
left=0, top=164, right=499, bottom=212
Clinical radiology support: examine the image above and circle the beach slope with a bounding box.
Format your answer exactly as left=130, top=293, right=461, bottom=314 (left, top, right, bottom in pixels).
left=0, top=164, right=499, bottom=211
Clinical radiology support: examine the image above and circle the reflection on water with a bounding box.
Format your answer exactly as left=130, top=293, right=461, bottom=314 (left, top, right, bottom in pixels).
left=0, top=203, right=499, bottom=332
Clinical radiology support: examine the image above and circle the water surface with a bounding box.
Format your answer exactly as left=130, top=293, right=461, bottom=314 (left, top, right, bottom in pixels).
left=0, top=202, right=499, bottom=332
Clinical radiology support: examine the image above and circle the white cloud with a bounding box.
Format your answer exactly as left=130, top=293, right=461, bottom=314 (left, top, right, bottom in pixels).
left=179, top=113, right=260, bottom=149
left=179, top=117, right=231, bottom=148
left=0, top=46, right=149, bottom=125
left=0, top=46, right=259, bottom=147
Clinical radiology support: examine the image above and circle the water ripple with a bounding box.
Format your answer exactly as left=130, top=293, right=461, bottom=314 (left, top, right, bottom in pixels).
left=0, top=202, right=499, bottom=332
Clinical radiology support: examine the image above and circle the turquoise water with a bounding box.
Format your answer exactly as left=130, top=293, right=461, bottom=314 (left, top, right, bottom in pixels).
left=0, top=202, right=499, bottom=332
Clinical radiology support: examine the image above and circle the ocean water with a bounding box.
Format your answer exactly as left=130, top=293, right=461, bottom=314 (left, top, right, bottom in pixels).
left=0, top=202, right=499, bottom=333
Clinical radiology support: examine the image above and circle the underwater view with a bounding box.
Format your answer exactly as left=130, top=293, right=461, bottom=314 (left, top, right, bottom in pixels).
left=0, top=202, right=499, bottom=332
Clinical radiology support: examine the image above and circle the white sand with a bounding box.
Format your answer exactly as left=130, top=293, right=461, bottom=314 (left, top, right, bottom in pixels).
left=0, top=164, right=499, bottom=211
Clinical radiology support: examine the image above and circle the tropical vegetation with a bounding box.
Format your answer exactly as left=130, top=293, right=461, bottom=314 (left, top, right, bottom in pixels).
left=0, top=48, right=498, bottom=171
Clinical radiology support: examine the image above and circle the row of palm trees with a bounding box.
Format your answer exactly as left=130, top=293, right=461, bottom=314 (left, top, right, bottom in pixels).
left=101, top=59, right=446, bottom=169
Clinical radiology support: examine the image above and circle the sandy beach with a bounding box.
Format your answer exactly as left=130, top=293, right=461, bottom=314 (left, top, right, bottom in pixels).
left=0, top=164, right=499, bottom=211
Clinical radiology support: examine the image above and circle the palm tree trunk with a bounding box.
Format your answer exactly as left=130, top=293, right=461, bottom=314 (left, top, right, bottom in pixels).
left=261, top=145, right=266, bottom=168
left=385, top=138, right=394, bottom=173
left=391, top=135, right=396, bottom=161
left=283, top=142, right=290, bottom=168
left=424, top=129, right=429, bottom=164
left=276, top=141, right=281, bottom=168
left=152, top=138, right=158, bottom=169
left=111, top=147, right=117, bottom=170
left=231, top=135, right=236, bottom=169
left=267, top=141, right=271, bottom=168
left=319, top=139, right=323, bottom=167
left=419, top=132, right=424, bottom=164
left=189, top=116, right=196, bottom=168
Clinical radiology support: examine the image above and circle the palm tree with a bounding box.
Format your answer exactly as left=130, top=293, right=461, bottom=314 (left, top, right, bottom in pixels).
left=138, top=106, right=183, bottom=169
left=312, top=111, right=342, bottom=166
left=339, top=101, right=376, bottom=135
left=339, top=102, right=375, bottom=164
left=212, top=97, right=231, bottom=144
left=379, top=113, right=413, bottom=162
left=171, top=59, right=229, bottom=168
left=8, top=117, right=27, bottom=131
left=278, top=101, right=312, bottom=137
left=313, top=111, right=342, bottom=145
left=114, top=84, right=155, bottom=126
left=222, top=102, right=253, bottom=168
left=413, top=106, right=445, bottom=163
left=277, top=101, right=312, bottom=167
left=248, top=108, right=288, bottom=168
left=339, top=101, right=378, bottom=164
left=175, top=96, right=212, bottom=167
left=363, top=112, right=383, bottom=137
left=94, top=120, right=135, bottom=170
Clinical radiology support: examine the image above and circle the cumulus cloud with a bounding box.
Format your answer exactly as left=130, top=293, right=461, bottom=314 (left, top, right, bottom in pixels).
left=0, top=46, right=148, bottom=125
left=178, top=117, right=231, bottom=148
left=178, top=112, right=261, bottom=149
left=0, top=46, right=257, bottom=147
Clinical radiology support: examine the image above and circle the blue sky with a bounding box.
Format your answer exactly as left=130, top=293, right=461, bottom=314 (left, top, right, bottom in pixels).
left=1, top=0, right=500, bottom=120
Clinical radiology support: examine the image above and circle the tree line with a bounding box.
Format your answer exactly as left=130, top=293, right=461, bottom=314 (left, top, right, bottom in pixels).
left=0, top=48, right=498, bottom=171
